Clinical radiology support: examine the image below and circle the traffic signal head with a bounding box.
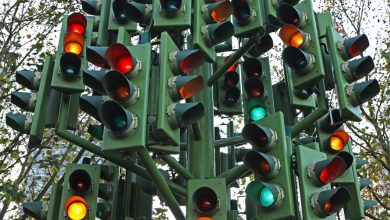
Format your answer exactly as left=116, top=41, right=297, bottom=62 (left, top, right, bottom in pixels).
left=342, top=56, right=374, bottom=83
left=202, top=0, right=233, bottom=23
left=65, top=196, right=88, bottom=220
left=193, top=187, right=219, bottom=215
left=102, top=70, right=140, bottom=107
left=308, top=151, right=353, bottom=186
left=69, top=169, right=92, bottom=194
left=11, top=92, right=36, bottom=112
left=244, top=150, right=280, bottom=179
left=168, top=75, right=204, bottom=101
left=338, top=34, right=369, bottom=60
left=81, top=0, right=102, bottom=15
left=311, top=187, right=351, bottom=217
left=277, top=3, right=307, bottom=27
left=60, top=53, right=81, bottom=81
left=279, top=24, right=311, bottom=48
left=282, top=46, right=315, bottom=75
left=242, top=122, right=277, bottom=152
left=202, top=21, right=234, bottom=47
left=106, top=43, right=140, bottom=78
left=169, top=50, right=205, bottom=75
left=245, top=181, right=283, bottom=208
left=99, top=100, right=137, bottom=137
left=167, top=102, right=205, bottom=129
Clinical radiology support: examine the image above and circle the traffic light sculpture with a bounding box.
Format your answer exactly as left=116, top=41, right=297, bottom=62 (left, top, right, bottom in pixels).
left=214, top=56, right=243, bottom=115
left=242, top=57, right=275, bottom=123
left=152, top=0, right=191, bottom=30
left=279, top=0, right=325, bottom=89
left=296, top=145, right=354, bottom=219
left=51, top=13, right=94, bottom=93
left=98, top=41, right=152, bottom=153
left=243, top=112, right=296, bottom=219
left=193, top=0, right=234, bottom=62
left=187, top=178, right=227, bottom=220
left=156, top=32, right=205, bottom=146
left=6, top=57, right=56, bottom=147
left=326, top=27, right=380, bottom=121
left=231, top=0, right=264, bottom=37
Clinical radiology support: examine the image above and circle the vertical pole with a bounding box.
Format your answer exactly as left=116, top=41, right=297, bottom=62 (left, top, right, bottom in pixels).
left=188, top=63, right=215, bottom=178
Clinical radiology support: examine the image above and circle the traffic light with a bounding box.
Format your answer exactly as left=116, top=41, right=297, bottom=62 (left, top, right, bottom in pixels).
left=98, top=42, right=152, bottom=153
left=193, top=0, right=234, bottom=62
left=51, top=12, right=93, bottom=93
left=187, top=178, right=227, bottom=220
left=296, top=145, right=354, bottom=219
left=152, top=0, right=191, bottom=30
left=6, top=57, right=56, bottom=147
left=264, top=0, right=300, bottom=27
left=22, top=201, right=48, bottom=220
left=214, top=56, right=243, bottom=115
left=326, top=27, right=380, bottom=121
left=242, top=57, right=275, bottom=123
left=243, top=112, right=296, bottom=219
left=155, top=32, right=205, bottom=146
left=279, top=0, right=325, bottom=89
left=109, top=0, right=137, bottom=32
left=231, top=0, right=264, bottom=37
left=317, top=109, right=351, bottom=153
left=59, top=163, right=119, bottom=220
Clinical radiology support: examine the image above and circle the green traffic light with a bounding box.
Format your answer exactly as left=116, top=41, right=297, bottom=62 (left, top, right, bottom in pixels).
left=250, top=106, right=266, bottom=121
left=259, top=187, right=275, bottom=207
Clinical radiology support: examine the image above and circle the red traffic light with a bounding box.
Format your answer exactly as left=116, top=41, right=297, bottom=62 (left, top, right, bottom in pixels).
left=224, top=55, right=238, bottom=72
left=69, top=169, right=92, bottom=194
left=338, top=34, right=369, bottom=60
left=277, top=3, right=307, bottom=27
left=106, top=43, right=140, bottom=77
left=243, top=58, right=262, bottom=77
left=67, top=13, right=87, bottom=35
left=193, top=187, right=218, bottom=214
left=203, top=0, right=233, bottom=23
left=242, top=123, right=276, bottom=152
left=169, top=50, right=205, bottom=75
left=308, top=151, right=353, bottom=186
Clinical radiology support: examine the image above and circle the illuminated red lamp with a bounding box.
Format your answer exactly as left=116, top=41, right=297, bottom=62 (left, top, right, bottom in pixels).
left=224, top=55, right=238, bottom=73
left=308, top=151, right=353, bottom=186
left=338, top=34, right=369, bottom=60
left=106, top=43, right=140, bottom=78
left=170, top=50, right=205, bottom=75
left=67, top=13, right=87, bottom=35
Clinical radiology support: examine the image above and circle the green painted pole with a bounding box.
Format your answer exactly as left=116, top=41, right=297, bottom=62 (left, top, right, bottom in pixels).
left=161, top=155, right=195, bottom=179
left=137, top=148, right=185, bottom=220
left=55, top=95, right=187, bottom=197
left=207, top=36, right=257, bottom=86
left=218, top=164, right=249, bottom=186
left=214, top=135, right=247, bottom=148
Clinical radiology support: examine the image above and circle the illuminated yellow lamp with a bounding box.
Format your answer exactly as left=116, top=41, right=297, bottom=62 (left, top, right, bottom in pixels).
left=279, top=24, right=310, bottom=48
left=65, top=196, right=88, bottom=220
left=329, top=130, right=350, bottom=152
left=197, top=217, right=213, bottom=220
left=64, top=32, right=85, bottom=55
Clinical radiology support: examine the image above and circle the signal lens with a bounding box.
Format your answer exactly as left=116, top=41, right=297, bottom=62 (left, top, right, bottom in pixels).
left=329, top=130, right=349, bottom=152
left=160, top=0, right=182, bottom=13
left=324, top=201, right=333, bottom=214
left=179, top=50, right=205, bottom=74
left=112, top=115, right=127, bottom=132
left=259, top=187, right=274, bottom=207
left=258, top=160, right=271, bottom=176
left=197, top=217, right=213, bottom=220
left=224, top=71, right=239, bottom=87
left=243, top=58, right=262, bottom=77
left=249, top=106, right=266, bottom=121
left=319, top=157, right=347, bottom=184
left=179, top=76, right=204, bottom=99
left=232, top=0, right=251, bottom=24
left=225, top=87, right=240, bottom=106
left=279, top=24, right=306, bottom=48
left=64, top=33, right=85, bottom=55
left=348, top=34, right=369, bottom=58
left=245, top=78, right=265, bottom=98
left=67, top=13, right=87, bottom=35
left=60, top=53, right=81, bottom=80
left=106, top=43, right=136, bottom=75
left=65, top=196, right=88, bottom=220
left=224, top=55, right=238, bottom=72
left=194, top=187, right=218, bottom=214
left=115, top=86, right=130, bottom=101
left=211, top=1, right=233, bottom=22
left=69, top=170, right=91, bottom=194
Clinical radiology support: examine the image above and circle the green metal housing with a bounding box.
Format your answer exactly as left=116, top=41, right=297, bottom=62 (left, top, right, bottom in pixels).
left=97, top=0, right=112, bottom=45
left=47, top=183, right=63, bottom=220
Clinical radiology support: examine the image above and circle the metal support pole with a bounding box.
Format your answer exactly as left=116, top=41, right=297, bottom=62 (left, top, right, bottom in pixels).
left=207, top=36, right=257, bottom=86
left=291, top=81, right=328, bottom=137
left=137, top=148, right=185, bottom=220
left=218, top=164, right=249, bottom=186
left=161, top=155, right=195, bottom=179
left=55, top=94, right=187, bottom=197
left=214, top=135, right=247, bottom=148
left=188, top=63, right=215, bottom=178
